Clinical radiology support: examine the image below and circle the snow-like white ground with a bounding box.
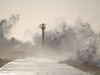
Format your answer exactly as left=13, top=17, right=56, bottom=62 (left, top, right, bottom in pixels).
left=0, top=57, right=92, bottom=75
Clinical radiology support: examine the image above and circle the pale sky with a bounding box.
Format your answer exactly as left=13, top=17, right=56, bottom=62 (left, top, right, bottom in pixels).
left=0, top=0, right=100, bottom=42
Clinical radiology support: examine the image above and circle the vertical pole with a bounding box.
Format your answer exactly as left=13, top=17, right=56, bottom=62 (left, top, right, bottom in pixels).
left=42, top=24, right=45, bottom=50
left=39, top=23, right=46, bottom=57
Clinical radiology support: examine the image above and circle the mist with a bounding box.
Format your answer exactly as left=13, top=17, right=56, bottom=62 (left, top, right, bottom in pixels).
left=33, top=19, right=100, bottom=67
left=0, top=15, right=34, bottom=59
left=0, top=15, right=100, bottom=67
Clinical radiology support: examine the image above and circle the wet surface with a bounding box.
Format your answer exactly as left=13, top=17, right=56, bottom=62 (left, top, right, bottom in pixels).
left=0, top=57, right=91, bottom=75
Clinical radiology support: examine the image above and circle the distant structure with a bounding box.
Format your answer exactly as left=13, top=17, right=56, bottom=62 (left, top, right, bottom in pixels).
left=38, top=23, right=46, bottom=50
left=0, top=51, right=25, bottom=60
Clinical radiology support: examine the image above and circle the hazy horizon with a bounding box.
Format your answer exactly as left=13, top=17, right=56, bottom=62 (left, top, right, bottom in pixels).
left=0, top=0, right=100, bottom=68
left=0, top=0, right=100, bottom=43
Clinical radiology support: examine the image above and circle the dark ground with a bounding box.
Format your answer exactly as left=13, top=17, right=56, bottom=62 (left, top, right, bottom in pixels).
left=59, top=61, right=100, bottom=75
left=0, top=58, right=11, bottom=68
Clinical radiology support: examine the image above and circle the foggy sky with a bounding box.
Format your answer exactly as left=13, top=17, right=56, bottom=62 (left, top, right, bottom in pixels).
left=0, top=14, right=100, bottom=67
left=0, top=0, right=100, bottom=66
left=0, top=0, right=100, bottom=42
